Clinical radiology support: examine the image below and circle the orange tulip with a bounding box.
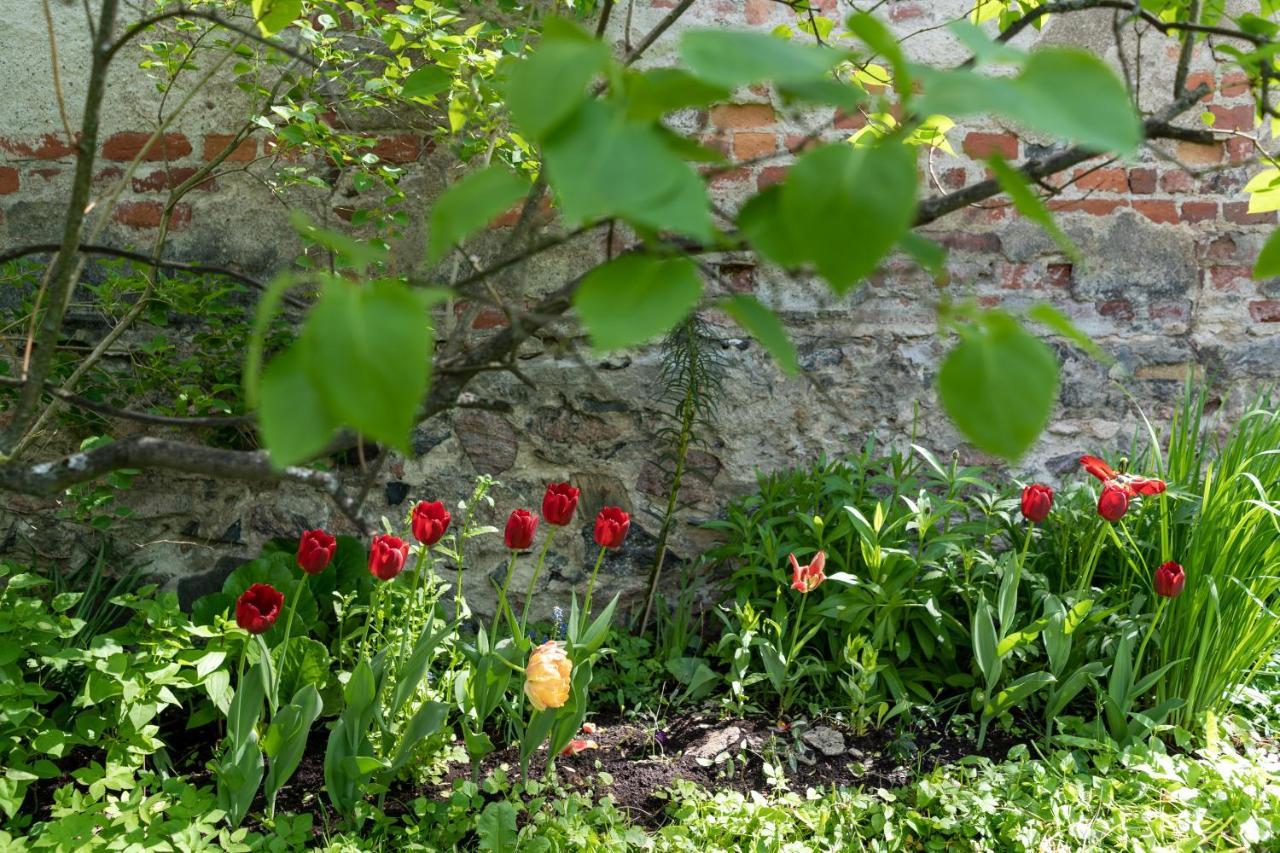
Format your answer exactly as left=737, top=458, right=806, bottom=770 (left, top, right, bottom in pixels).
left=524, top=641, right=572, bottom=711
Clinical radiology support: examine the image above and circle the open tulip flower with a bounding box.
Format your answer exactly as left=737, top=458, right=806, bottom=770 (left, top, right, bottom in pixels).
left=789, top=551, right=826, bottom=593
left=1081, top=455, right=1166, bottom=521
left=525, top=641, right=572, bottom=711
left=235, top=583, right=284, bottom=634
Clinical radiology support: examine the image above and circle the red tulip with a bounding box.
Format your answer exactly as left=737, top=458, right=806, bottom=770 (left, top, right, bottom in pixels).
left=1020, top=484, right=1053, bottom=523
left=1080, top=455, right=1118, bottom=482
left=368, top=534, right=410, bottom=581
left=1097, top=485, right=1129, bottom=522
left=541, top=482, right=580, bottom=527
left=593, top=507, right=630, bottom=549
left=505, top=509, right=539, bottom=550
left=411, top=500, right=451, bottom=547
left=789, top=551, right=826, bottom=593
left=1154, top=561, right=1185, bottom=598
left=1081, top=454, right=1166, bottom=499
left=296, top=528, right=337, bottom=575
left=236, top=583, right=284, bottom=634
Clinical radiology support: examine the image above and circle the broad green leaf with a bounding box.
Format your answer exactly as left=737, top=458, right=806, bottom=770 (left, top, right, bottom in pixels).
left=505, top=17, right=610, bottom=141
left=938, top=310, right=1058, bottom=460
left=1255, top=228, right=1280, bottom=278
left=427, top=166, right=529, bottom=263
left=680, top=29, right=843, bottom=89
left=262, top=684, right=323, bottom=812
left=303, top=279, right=434, bottom=452
left=251, top=0, right=301, bottom=36
left=542, top=101, right=713, bottom=241
left=1244, top=168, right=1280, bottom=213
left=719, top=295, right=799, bottom=375
left=846, top=13, right=911, bottom=96
left=986, top=671, right=1055, bottom=716
left=780, top=141, right=918, bottom=293
left=949, top=20, right=1024, bottom=65
left=623, top=69, right=731, bottom=121
left=477, top=800, right=518, bottom=852
left=401, top=65, right=451, bottom=100
left=972, top=597, right=1001, bottom=690
left=573, top=255, right=703, bottom=350
left=777, top=78, right=867, bottom=111
left=290, top=211, right=387, bottom=271
left=915, top=49, right=1141, bottom=154
left=276, top=636, right=330, bottom=703
left=987, top=156, right=1080, bottom=262
left=737, top=185, right=805, bottom=268
left=390, top=701, right=449, bottom=771
left=258, top=343, right=338, bottom=467
left=1027, top=304, right=1106, bottom=361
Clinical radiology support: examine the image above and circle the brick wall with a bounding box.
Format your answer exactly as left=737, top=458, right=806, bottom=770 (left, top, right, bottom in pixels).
left=2, top=1, right=1277, bottom=612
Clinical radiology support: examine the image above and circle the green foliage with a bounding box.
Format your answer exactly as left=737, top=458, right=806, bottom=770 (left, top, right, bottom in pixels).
left=427, top=166, right=529, bottom=264
left=574, top=256, right=704, bottom=350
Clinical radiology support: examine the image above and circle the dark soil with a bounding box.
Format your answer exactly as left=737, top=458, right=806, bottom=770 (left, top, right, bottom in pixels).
left=256, top=712, right=1026, bottom=836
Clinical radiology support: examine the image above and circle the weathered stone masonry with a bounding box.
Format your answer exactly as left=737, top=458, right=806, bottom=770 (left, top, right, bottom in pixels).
left=2, top=1, right=1278, bottom=614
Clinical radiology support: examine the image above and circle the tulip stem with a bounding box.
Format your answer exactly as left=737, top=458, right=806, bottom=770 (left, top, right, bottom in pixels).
left=274, top=573, right=307, bottom=698
left=359, top=582, right=383, bottom=659
left=394, top=545, right=431, bottom=681
left=1133, top=596, right=1168, bottom=682
left=582, top=545, right=608, bottom=619
left=519, top=527, right=559, bottom=635
left=491, top=550, right=520, bottom=639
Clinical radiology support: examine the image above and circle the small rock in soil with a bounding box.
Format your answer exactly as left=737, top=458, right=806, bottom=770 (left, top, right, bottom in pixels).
left=802, top=726, right=847, bottom=758
left=690, top=726, right=743, bottom=760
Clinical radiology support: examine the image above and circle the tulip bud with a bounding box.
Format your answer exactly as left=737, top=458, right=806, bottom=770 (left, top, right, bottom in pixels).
left=524, top=641, right=572, bottom=711
left=1154, top=561, right=1185, bottom=598
left=541, top=482, right=580, bottom=527
left=368, top=534, right=410, bottom=581
left=1020, top=484, right=1053, bottom=524
left=296, top=528, right=337, bottom=575
left=235, top=583, right=284, bottom=634
left=505, top=509, right=539, bottom=550
left=411, top=500, right=451, bottom=547
left=1097, top=485, right=1129, bottom=522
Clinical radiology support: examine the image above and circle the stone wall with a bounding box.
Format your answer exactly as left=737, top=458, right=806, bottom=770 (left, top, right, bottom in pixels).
left=2, top=1, right=1277, bottom=616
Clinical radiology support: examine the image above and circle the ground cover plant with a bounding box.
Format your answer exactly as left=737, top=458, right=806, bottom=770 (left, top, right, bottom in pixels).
left=5, top=0, right=1280, bottom=849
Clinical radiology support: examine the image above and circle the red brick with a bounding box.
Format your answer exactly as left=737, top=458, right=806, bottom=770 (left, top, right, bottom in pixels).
left=706, top=165, right=751, bottom=189
left=1224, top=202, right=1277, bottom=225
left=756, top=165, right=788, bottom=189
left=32, top=168, right=60, bottom=180
left=0, top=133, right=78, bottom=159
left=1180, top=201, right=1217, bottom=223
left=1149, top=302, right=1188, bottom=322
left=717, top=262, right=756, bottom=293
left=202, top=134, right=255, bottom=162
left=1073, top=167, right=1127, bottom=193
left=962, top=131, right=1018, bottom=160
left=101, top=132, right=192, bottom=162
left=937, top=232, right=1001, bottom=253
left=1127, top=168, right=1156, bottom=194
left=1210, top=265, right=1252, bottom=289
left=1226, top=137, right=1254, bottom=164
left=1047, top=199, right=1126, bottom=216
left=710, top=104, right=776, bottom=129
left=1097, top=299, right=1135, bottom=321
left=745, top=0, right=772, bottom=25
left=1175, top=141, right=1222, bottom=166
left=1185, top=71, right=1214, bottom=101
left=131, top=167, right=215, bottom=193
left=1132, top=200, right=1178, bottom=224
left=1220, top=72, right=1251, bottom=98
left=0, top=167, right=16, bottom=195
left=1047, top=263, right=1073, bottom=289
left=370, top=133, right=423, bottom=163
left=834, top=110, right=867, bottom=130
left=1160, top=171, right=1197, bottom=193
left=113, top=200, right=191, bottom=229
left=1208, top=104, right=1255, bottom=131
left=733, top=132, right=776, bottom=160
left=940, top=167, right=967, bottom=190
left=1202, top=235, right=1237, bottom=260
left=889, top=2, right=926, bottom=21
left=784, top=134, right=820, bottom=154
left=1249, top=301, right=1280, bottom=322
left=93, top=166, right=124, bottom=188
left=472, top=308, right=509, bottom=330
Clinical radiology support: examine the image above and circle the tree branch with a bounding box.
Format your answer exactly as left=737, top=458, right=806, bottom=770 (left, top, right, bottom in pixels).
left=0, top=377, right=255, bottom=428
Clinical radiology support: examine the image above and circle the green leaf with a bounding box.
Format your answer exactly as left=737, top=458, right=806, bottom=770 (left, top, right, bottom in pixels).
left=505, top=17, right=611, bottom=141
left=780, top=141, right=918, bottom=292
left=899, top=232, right=947, bottom=279
left=986, top=671, right=1055, bottom=717
left=1256, top=228, right=1280, bottom=278
left=972, top=597, right=1001, bottom=690
left=477, top=800, right=518, bottom=852
left=251, top=0, right=301, bottom=36
left=390, top=701, right=449, bottom=772
left=258, top=343, right=339, bottom=467
left=402, top=65, right=451, bottom=100
left=277, top=637, right=330, bottom=703
left=623, top=69, right=731, bottom=122
left=680, top=29, right=843, bottom=89
left=846, top=13, right=911, bottom=97
left=263, top=684, right=323, bottom=813
left=938, top=310, right=1058, bottom=460
left=915, top=49, right=1141, bottom=154
left=986, top=156, right=1080, bottom=262
left=542, top=101, right=713, bottom=241
left=303, top=278, right=434, bottom=452
left=427, top=166, right=529, bottom=264
left=573, top=255, right=703, bottom=351
left=737, top=185, right=805, bottom=268
left=719, top=295, right=799, bottom=375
